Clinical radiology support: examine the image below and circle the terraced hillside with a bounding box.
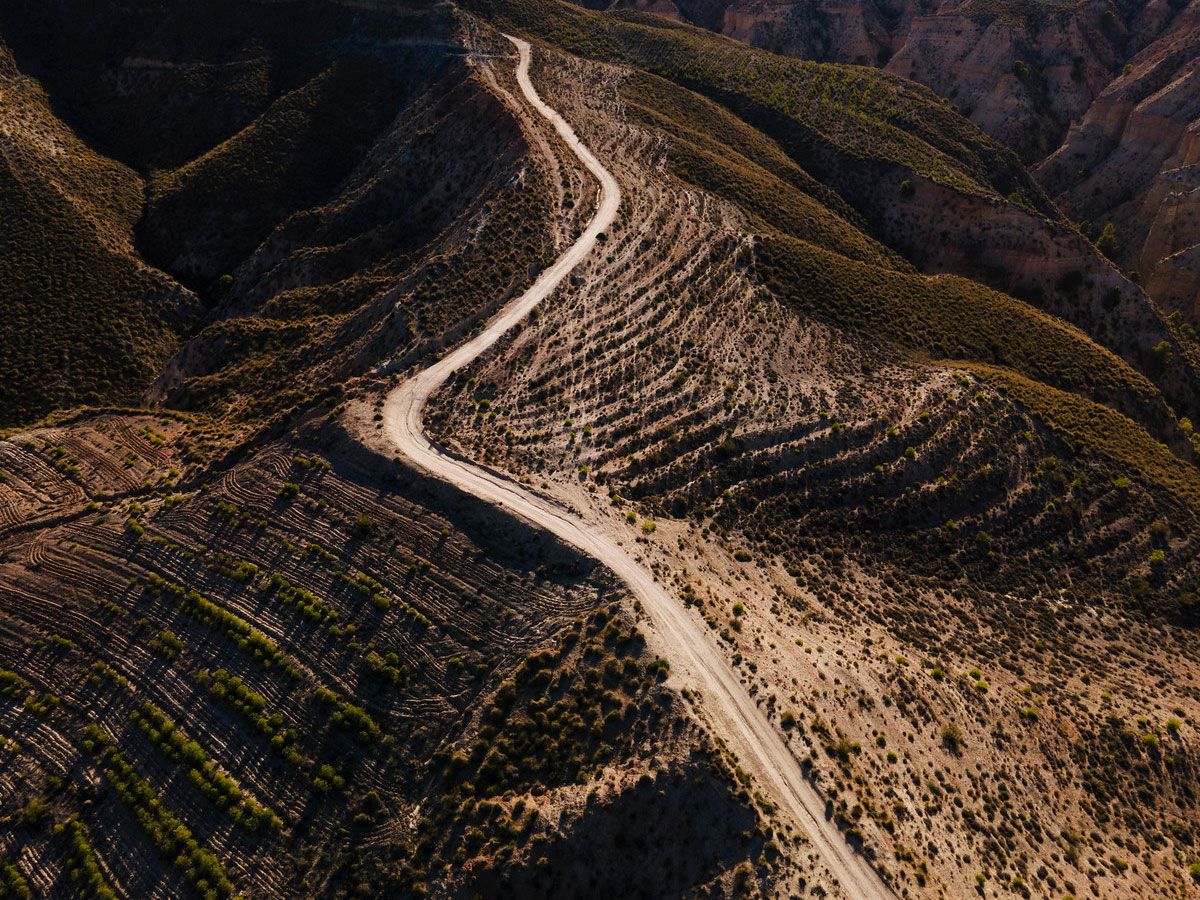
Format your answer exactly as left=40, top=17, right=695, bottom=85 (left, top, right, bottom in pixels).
left=2, top=0, right=1200, bottom=897
left=470, top=0, right=1200, bottom=446
left=0, top=410, right=786, bottom=897
left=595, top=0, right=1200, bottom=358
left=427, top=31, right=1200, bottom=896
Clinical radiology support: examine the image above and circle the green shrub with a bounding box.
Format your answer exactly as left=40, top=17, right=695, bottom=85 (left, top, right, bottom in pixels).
left=0, top=860, right=30, bottom=900
left=941, top=722, right=964, bottom=753
left=147, top=629, right=185, bottom=661
left=362, top=650, right=409, bottom=685
left=267, top=572, right=341, bottom=624
left=1096, top=223, right=1118, bottom=260
left=133, top=702, right=282, bottom=831
left=86, top=742, right=235, bottom=898
left=60, top=817, right=118, bottom=900
left=312, top=687, right=380, bottom=742
left=143, top=574, right=301, bottom=677
left=196, top=668, right=303, bottom=766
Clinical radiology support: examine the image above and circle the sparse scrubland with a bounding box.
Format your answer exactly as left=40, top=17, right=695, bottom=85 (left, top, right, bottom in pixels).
left=1, top=0, right=1199, bottom=897
left=428, top=21, right=1200, bottom=897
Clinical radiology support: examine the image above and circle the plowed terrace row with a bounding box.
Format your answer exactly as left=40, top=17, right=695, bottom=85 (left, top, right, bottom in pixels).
left=0, top=412, right=774, bottom=896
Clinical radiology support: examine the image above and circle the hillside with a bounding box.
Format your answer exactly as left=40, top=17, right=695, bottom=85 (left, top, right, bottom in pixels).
left=1, top=0, right=1200, bottom=898
left=609, top=0, right=1197, bottom=164
left=0, top=8, right=791, bottom=898
left=598, top=0, right=1200, bottom=356
left=0, top=44, right=196, bottom=430
left=425, top=21, right=1200, bottom=897
left=473, top=0, right=1200, bottom=441
left=0, top=411, right=778, bottom=897
left=0, top=0, right=539, bottom=430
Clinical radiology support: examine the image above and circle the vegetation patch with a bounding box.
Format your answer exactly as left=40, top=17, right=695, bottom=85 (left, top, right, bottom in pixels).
left=58, top=817, right=117, bottom=900
left=961, top=363, right=1200, bottom=510
left=82, top=725, right=236, bottom=898
left=142, top=573, right=302, bottom=678
left=132, top=702, right=282, bottom=832
left=755, top=233, right=1172, bottom=436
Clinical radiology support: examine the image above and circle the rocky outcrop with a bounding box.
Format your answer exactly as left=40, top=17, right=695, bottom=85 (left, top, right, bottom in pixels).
left=1149, top=242, right=1200, bottom=320
left=886, top=2, right=1127, bottom=162
left=716, top=0, right=899, bottom=64
left=1140, top=163, right=1200, bottom=287
left=1037, top=3, right=1200, bottom=321
left=613, top=0, right=1189, bottom=162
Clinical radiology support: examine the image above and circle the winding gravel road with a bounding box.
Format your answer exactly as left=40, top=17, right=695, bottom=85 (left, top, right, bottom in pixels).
left=383, top=34, right=894, bottom=899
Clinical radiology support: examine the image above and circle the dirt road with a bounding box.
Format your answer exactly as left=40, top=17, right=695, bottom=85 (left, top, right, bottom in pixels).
left=382, top=34, right=894, bottom=899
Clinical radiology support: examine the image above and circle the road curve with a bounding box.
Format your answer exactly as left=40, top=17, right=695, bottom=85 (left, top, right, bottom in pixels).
left=382, top=34, right=895, bottom=899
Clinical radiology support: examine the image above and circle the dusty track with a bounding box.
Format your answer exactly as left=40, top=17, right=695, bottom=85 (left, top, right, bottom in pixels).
left=382, top=34, right=893, bottom=899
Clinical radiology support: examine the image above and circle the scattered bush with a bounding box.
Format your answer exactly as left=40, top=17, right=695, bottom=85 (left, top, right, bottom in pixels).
left=941, top=722, right=964, bottom=754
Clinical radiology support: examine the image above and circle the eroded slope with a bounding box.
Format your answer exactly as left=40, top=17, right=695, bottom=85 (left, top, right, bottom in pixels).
left=1038, top=3, right=1200, bottom=324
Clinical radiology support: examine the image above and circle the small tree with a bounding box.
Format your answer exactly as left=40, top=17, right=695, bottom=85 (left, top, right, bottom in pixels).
left=1151, top=340, right=1174, bottom=374
left=941, top=722, right=964, bottom=754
